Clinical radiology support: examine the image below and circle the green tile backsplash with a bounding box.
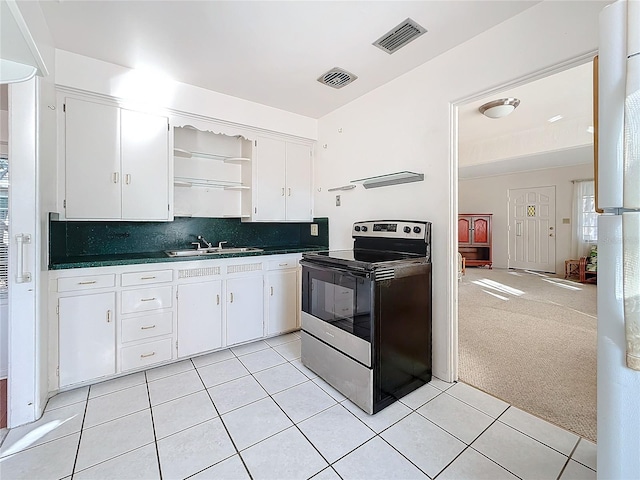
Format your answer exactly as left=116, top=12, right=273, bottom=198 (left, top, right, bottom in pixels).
left=49, top=215, right=329, bottom=264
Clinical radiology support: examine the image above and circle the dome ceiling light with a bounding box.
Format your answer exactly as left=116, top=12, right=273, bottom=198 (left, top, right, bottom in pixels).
left=478, top=98, right=521, bottom=119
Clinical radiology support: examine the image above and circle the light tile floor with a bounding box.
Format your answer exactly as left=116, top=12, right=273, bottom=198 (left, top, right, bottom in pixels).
left=0, top=331, right=597, bottom=480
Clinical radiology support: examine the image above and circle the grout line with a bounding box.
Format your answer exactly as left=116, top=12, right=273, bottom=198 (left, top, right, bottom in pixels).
left=69, top=386, right=90, bottom=479
left=145, top=370, right=163, bottom=480
left=192, top=359, right=254, bottom=480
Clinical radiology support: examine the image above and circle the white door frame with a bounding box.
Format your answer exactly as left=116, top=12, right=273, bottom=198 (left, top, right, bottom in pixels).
left=449, top=52, right=595, bottom=383
left=8, top=77, right=43, bottom=427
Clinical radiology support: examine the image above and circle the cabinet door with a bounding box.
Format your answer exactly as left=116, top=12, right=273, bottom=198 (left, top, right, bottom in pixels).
left=285, top=142, right=312, bottom=221
left=65, top=98, right=121, bottom=219
left=177, top=281, right=223, bottom=358
left=59, top=292, right=116, bottom=386
left=255, top=137, right=286, bottom=220
left=458, top=216, right=471, bottom=244
left=266, top=270, right=298, bottom=336
left=472, top=217, right=491, bottom=245
left=121, top=109, right=170, bottom=220
left=226, top=275, right=264, bottom=345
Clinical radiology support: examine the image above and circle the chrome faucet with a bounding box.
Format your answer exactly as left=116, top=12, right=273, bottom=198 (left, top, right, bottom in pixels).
left=192, top=235, right=213, bottom=250
left=218, top=241, right=228, bottom=249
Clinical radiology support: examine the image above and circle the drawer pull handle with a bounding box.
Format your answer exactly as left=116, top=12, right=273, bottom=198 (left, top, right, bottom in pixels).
left=230, top=292, right=234, bottom=303
left=113, top=172, right=119, bottom=184
left=78, top=280, right=97, bottom=285
left=125, top=174, right=131, bottom=185
left=140, top=297, right=156, bottom=302
left=278, top=263, right=288, bottom=266
left=216, top=294, right=220, bottom=305
left=140, top=276, right=156, bottom=280
left=288, top=187, right=291, bottom=196
left=281, top=188, right=285, bottom=196
left=140, top=352, right=155, bottom=358
left=141, top=325, right=156, bottom=330
left=107, top=310, right=112, bottom=322
left=270, top=286, right=274, bottom=296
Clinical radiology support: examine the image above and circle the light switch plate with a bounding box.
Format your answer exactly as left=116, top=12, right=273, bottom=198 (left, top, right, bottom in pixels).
left=310, top=224, right=319, bottom=236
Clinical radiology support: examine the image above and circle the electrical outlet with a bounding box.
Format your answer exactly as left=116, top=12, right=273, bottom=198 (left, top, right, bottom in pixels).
left=336, top=195, right=341, bottom=206
left=310, top=224, right=319, bottom=236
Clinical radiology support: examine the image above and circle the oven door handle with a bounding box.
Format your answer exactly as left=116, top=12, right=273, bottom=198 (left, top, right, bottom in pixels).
left=300, top=260, right=370, bottom=279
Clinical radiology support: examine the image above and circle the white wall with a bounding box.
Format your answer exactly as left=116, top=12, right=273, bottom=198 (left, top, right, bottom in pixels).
left=55, top=50, right=317, bottom=141
left=315, top=0, right=608, bottom=382
left=459, top=163, right=594, bottom=274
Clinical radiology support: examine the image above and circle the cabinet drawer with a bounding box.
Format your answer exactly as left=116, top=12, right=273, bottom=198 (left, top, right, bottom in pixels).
left=122, top=269, right=173, bottom=287
left=121, top=286, right=173, bottom=314
left=268, top=258, right=299, bottom=270
left=120, top=338, right=173, bottom=372
left=121, top=311, right=173, bottom=343
left=58, top=274, right=116, bottom=292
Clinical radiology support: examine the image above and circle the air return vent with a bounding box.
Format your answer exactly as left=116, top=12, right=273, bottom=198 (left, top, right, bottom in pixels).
left=317, top=67, right=358, bottom=89
left=373, top=18, right=427, bottom=54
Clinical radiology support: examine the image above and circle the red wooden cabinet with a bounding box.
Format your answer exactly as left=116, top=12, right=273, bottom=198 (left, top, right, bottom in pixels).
left=458, top=214, right=492, bottom=268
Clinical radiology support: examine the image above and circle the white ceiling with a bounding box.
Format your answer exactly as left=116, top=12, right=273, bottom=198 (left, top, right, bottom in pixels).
left=458, top=62, right=594, bottom=144
left=38, top=0, right=539, bottom=119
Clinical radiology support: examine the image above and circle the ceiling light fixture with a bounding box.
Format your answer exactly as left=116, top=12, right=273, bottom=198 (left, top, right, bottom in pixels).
left=548, top=115, right=563, bottom=123
left=478, top=98, right=520, bottom=119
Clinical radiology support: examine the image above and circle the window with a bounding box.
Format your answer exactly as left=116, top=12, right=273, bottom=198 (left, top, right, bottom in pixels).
left=572, top=179, right=597, bottom=258
left=580, top=190, right=598, bottom=243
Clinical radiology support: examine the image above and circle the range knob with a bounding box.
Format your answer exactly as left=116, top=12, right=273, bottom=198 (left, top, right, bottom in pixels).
left=361, top=226, right=368, bottom=232
left=403, top=226, right=411, bottom=234
left=413, top=226, right=422, bottom=234
left=354, top=226, right=361, bottom=232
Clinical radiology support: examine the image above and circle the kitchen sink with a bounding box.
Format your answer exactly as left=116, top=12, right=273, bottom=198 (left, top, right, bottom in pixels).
left=164, top=247, right=263, bottom=257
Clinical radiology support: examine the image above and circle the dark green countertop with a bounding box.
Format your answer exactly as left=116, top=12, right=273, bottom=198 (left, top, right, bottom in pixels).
left=49, top=245, right=328, bottom=270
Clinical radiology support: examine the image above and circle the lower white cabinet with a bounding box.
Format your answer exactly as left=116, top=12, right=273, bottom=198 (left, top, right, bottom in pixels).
left=226, top=275, right=264, bottom=345
left=59, top=292, right=116, bottom=387
left=177, top=280, right=223, bottom=358
left=265, top=269, right=298, bottom=336
left=52, top=254, right=300, bottom=389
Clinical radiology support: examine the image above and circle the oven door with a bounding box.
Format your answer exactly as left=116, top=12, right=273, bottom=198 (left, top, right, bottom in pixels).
left=300, top=261, right=373, bottom=366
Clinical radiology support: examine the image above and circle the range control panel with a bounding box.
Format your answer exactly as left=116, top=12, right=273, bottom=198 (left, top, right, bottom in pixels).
left=352, top=221, right=429, bottom=240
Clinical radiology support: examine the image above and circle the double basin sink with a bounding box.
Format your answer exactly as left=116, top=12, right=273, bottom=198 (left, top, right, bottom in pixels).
left=165, top=247, right=263, bottom=258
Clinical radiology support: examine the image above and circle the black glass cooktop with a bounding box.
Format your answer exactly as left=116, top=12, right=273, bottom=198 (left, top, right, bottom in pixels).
left=314, top=249, right=423, bottom=263
left=303, top=249, right=428, bottom=271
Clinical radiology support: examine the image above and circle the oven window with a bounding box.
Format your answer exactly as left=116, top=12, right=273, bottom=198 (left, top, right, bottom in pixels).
left=303, top=266, right=372, bottom=341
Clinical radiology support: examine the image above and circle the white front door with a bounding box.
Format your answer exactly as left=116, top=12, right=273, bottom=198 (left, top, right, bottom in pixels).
left=508, top=186, right=556, bottom=273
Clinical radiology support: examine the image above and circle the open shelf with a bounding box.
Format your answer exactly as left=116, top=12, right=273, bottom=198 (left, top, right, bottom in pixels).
left=351, top=171, right=424, bottom=189
left=173, top=148, right=250, bottom=164
left=174, top=176, right=249, bottom=190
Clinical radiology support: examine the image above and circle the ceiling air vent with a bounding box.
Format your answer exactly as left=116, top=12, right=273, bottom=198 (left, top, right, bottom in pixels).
left=373, top=18, right=427, bottom=54
left=317, top=67, right=358, bottom=89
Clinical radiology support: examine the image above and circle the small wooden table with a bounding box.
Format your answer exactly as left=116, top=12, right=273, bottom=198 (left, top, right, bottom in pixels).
left=565, top=259, right=580, bottom=279
left=579, top=257, right=597, bottom=284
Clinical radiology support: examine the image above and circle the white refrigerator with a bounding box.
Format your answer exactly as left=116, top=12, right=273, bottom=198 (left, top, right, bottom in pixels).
left=597, top=0, right=640, bottom=477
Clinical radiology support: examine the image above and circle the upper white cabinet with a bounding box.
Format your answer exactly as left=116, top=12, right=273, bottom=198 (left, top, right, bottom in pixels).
left=64, top=97, right=170, bottom=221
left=173, top=126, right=252, bottom=218
left=246, top=137, right=313, bottom=222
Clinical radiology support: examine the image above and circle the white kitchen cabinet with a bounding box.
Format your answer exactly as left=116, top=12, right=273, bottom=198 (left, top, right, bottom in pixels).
left=64, top=97, right=170, bottom=221
left=265, top=269, right=298, bottom=335
left=58, top=292, right=116, bottom=387
left=226, top=275, right=264, bottom=345
left=249, top=136, right=312, bottom=221
left=177, top=280, right=223, bottom=358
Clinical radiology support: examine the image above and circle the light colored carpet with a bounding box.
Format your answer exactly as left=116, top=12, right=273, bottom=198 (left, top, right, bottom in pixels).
left=458, top=267, right=597, bottom=442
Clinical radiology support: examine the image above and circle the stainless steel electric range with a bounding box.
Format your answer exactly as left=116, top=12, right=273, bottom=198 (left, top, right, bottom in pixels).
left=300, top=220, right=432, bottom=414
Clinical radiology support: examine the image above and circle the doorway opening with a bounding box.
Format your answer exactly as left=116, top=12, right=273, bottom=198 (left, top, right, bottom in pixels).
left=455, top=60, right=597, bottom=442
